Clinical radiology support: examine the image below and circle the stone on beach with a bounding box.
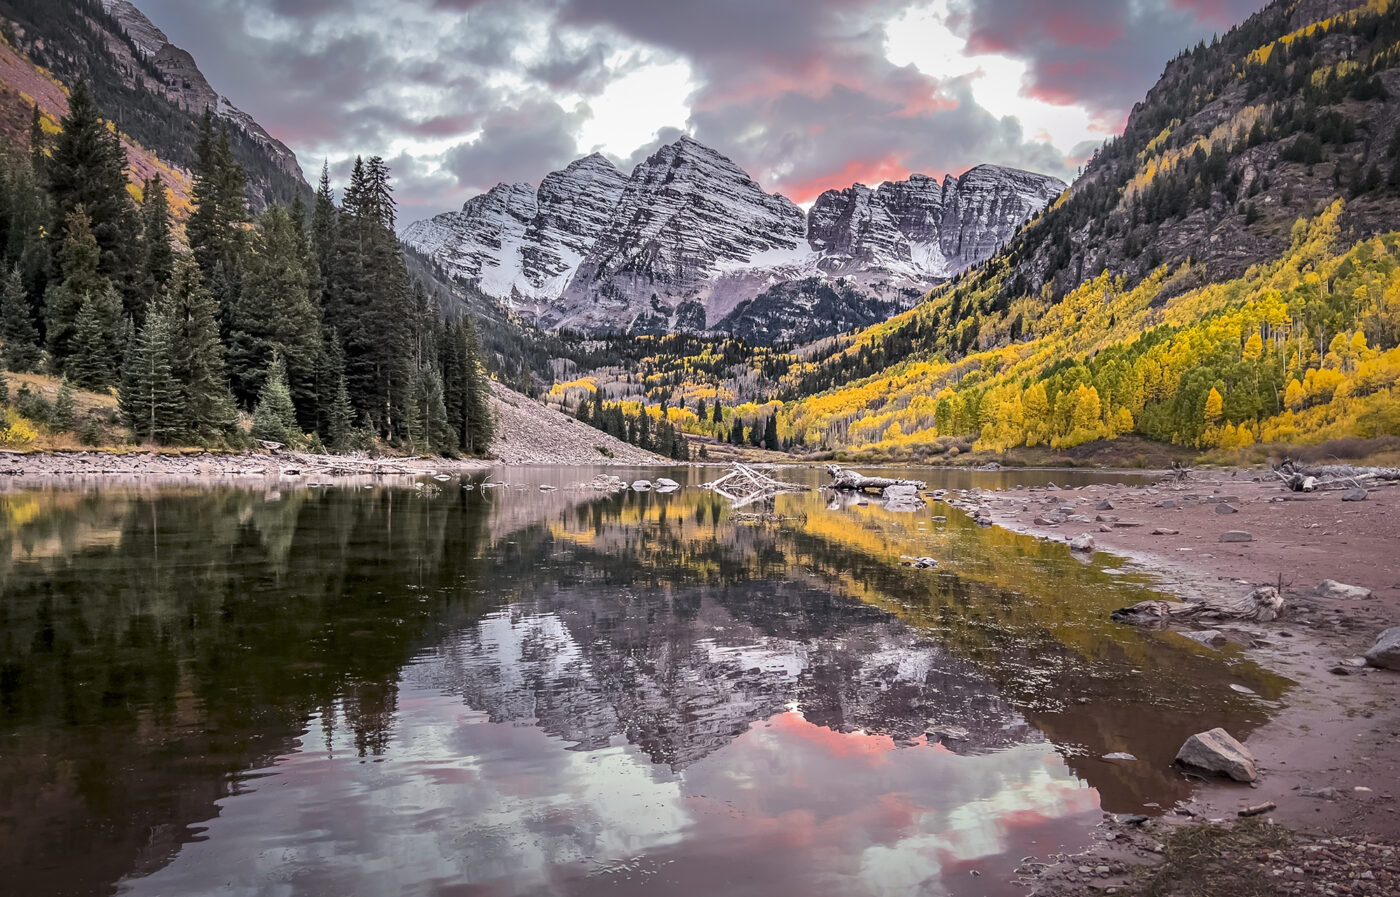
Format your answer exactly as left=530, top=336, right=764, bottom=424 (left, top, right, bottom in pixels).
left=1175, top=728, right=1258, bottom=782
left=1316, top=580, right=1373, bottom=601
left=1220, top=531, right=1253, bottom=542
left=1364, top=627, right=1400, bottom=670
left=1342, top=487, right=1368, bottom=502
left=1069, top=533, right=1095, bottom=553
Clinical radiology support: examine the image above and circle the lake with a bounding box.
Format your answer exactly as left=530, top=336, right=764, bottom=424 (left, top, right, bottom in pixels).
left=0, top=465, right=1290, bottom=897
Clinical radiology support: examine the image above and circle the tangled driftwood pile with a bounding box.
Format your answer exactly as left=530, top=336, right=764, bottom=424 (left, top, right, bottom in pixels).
left=1111, top=586, right=1284, bottom=625
left=1272, top=459, right=1400, bottom=493
left=703, top=463, right=806, bottom=508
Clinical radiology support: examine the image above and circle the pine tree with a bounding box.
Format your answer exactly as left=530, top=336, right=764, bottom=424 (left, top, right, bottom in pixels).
left=136, top=176, right=175, bottom=320
left=46, top=81, right=138, bottom=298
left=165, top=258, right=239, bottom=440
left=120, top=306, right=184, bottom=443
left=45, top=207, right=109, bottom=366
left=729, top=416, right=744, bottom=445
left=712, top=400, right=723, bottom=425
left=329, top=372, right=355, bottom=451
left=188, top=110, right=248, bottom=287
left=763, top=414, right=779, bottom=451
left=0, top=266, right=41, bottom=372
left=251, top=353, right=300, bottom=445
left=696, top=398, right=707, bottom=422
left=229, top=206, right=322, bottom=421
left=311, top=162, right=337, bottom=287
left=28, top=103, right=45, bottom=177
left=67, top=288, right=123, bottom=390
left=2, top=152, right=53, bottom=301
left=51, top=380, right=75, bottom=430
left=462, top=314, right=493, bottom=454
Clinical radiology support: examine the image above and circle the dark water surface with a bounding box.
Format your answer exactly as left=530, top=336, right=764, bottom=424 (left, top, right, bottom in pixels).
left=0, top=466, right=1290, bottom=897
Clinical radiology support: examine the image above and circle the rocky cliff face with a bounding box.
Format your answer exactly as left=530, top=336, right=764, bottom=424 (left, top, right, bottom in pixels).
left=808, top=166, right=1065, bottom=282
left=401, top=154, right=629, bottom=314
left=99, top=0, right=303, bottom=185
left=405, top=137, right=1063, bottom=337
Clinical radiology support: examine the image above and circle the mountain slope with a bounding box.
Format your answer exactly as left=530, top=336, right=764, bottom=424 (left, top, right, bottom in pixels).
left=0, top=0, right=307, bottom=207
left=779, top=0, right=1400, bottom=458
left=404, top=137, right=1063, bottom=339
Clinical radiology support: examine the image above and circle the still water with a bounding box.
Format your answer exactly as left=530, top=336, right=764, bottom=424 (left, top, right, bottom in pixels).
left=0, top=466, right=1289, bottom=897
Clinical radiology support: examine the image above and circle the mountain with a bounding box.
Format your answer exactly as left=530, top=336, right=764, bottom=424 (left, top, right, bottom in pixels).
left=404, top=136, right=1063, bottom=340
left=402, top=154, right=629, bottom=318
left=777, top=0, right=1400, bottom=460
left=809, top=166, right=1065, bottom=283
left=0, top=0, right=307, bottom=208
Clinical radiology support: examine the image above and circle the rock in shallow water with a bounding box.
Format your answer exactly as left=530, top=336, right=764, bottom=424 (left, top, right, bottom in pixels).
left=1175, top=727, right=1258, bottom=782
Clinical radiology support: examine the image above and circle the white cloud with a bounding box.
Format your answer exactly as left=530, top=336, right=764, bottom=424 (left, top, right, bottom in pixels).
left=577, top=59, right=695, bottom=159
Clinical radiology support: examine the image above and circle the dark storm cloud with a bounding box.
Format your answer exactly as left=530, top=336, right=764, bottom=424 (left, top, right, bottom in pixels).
left=130, top=0, right=1260, bottom=220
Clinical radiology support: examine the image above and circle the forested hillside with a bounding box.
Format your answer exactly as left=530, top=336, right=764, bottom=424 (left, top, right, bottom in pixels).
left=1, top=82, right=493, bottom=456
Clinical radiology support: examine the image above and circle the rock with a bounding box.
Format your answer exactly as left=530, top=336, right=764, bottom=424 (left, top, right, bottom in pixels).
left=654, top=477, right=680, bottom=490
left=1342, top=487, right=1367, bottom=502
left=1114, top=813, right=1149, bottom=825
left=1034, top=514, right=1064, bottom=526
left=1102, top=752, right=1138, bottom=762
left=884, top=483, right=920, bottom=498
left=1180, top=629, right=1225, bottom=646
left=1175, top=728, right=1258, bottom=782
left=902, top=556, right=939, bottom=569
left=1155, top=500, right=1179, bottom=509
left=1363, top=627, right=1400, bottom=670
left=1301, top=787, right=1340, bottom=800
left=1095, top=514, right=1118, bottom=522
left=1215, top=503, right=1239, bottom=515
left=631, top=480, right=652, bottom=491
left=1070, top=533, right=1095, bottom=553
left=1219, top=531, right=1253, bottom=542
left=1152, top=528, right=1180, bottom=535
left=1096, top=499, right=1114, bottom=511
left=1229, top=684, right=1256, bottom=694
left=1099, top=524, right=1113, bottom=533
left=1316, top=580, right=1374, bottom=600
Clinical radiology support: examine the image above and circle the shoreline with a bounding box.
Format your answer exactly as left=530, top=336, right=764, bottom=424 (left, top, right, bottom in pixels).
left=951, top=470, right=1400, bottom=893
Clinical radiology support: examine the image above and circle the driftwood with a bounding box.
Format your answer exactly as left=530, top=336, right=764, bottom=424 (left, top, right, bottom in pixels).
left=1111, top=586, right=1284, bottom=625
left=825, top=465, right=926, bottom=494
left=1273, top=459, right=1400, bottom=492
left=703, top=463, right=805, bottom=508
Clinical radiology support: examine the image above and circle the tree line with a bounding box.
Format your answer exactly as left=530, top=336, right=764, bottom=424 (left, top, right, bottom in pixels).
left=0, top=82, right=492, bottom=455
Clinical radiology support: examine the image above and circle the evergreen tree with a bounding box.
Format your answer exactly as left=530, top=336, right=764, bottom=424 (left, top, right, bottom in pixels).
left=1, top=152, right=53, bottom=301
left=712, top=400, right=723, bottom=424
left=45, top=207, right=109, bottom=366
left=311, top=162, right=337, bottom=287
left=119, top=306, right=184, bottom=443
left=165, top=258, right=239, bottom=440
left=763, top=414, right=779, bottom=451
left=136, top=176, right=175, bottom=320
left=695, top=398, right=707, bottom=422
left=729, top=416, right=744, bottom=445
left=46, top=81, right=138, bottom=297
left=328, top=372, right=356, bottom=451
left=251, top=353, right=300, bottom=445
left=0, top=266, right=41, bottom=372
left=188, top=110, right=248, bottom=287
left=66, top=288, right=123, bottom=390
left=28, top=103, right=46, bottom=177
left=229, top=206, right=322, bottom=421
left=51, top=380, right=75, bottom=430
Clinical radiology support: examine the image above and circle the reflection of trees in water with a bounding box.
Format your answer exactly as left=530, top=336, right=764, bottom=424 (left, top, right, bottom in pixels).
left=0, top=485, right=495, bottom=897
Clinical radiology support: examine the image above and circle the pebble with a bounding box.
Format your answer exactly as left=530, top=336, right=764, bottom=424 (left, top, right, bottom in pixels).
left=1219, top=530, right=1253, bottom=542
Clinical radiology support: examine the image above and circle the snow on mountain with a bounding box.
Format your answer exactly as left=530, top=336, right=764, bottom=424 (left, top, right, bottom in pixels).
left=403, top=136, right=1065, bottom=336
left=401, top=154, right=629, bottom=313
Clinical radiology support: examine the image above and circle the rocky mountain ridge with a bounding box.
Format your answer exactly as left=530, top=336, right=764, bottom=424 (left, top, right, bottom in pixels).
left=99, top=0, right=302, bottom=183
left=404, top=136, right=1064, bottom=339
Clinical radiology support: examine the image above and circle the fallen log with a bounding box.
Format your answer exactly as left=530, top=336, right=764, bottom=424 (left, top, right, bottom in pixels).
left=825, top=465, right=926, bottom=493
left=1111, top=586, right=1283, bottom=625
left=703, top=462, right=805, bottom=506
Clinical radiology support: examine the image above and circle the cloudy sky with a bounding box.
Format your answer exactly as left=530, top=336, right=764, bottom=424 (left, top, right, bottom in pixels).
left=134, top=0, right=1261, bottom=222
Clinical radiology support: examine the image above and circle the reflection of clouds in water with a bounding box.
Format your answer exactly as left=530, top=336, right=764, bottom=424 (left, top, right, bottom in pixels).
left=121, top=690, right=689, bottom=896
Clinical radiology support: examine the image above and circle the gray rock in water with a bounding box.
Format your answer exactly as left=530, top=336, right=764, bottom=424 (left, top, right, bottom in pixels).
left=1301, top=787, right=1340, bottom=800
left=1102, top=752, right=1138, bottom=762
left=654, top=477, right=680, bottom=490
left=1175, top=728, right=1258, bottom=782
left=1364, top=627, right=1400, bottom=670
left=631, top=480, right=652, bottom=491
left=1316, top=580, right=1374, bottom=601
left=1342, top=487, right=1368, bottom=502
left=1215, top=503, right=1239, bottom=515
left=1069, top=533, right=1095, bottom=553
left=1220, top=531, right=1253, bottom=542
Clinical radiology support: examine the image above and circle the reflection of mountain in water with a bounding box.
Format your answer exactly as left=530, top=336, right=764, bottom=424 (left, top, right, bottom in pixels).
left=411, top=578, right=1036, bottom=769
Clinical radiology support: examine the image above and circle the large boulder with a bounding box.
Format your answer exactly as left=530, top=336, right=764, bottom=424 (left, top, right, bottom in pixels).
left=1364, top=627, right=1400, bottom=671
left=1175, top=728, right=1258, bottom=782
left=1316, top=580, right=1373, bottom=600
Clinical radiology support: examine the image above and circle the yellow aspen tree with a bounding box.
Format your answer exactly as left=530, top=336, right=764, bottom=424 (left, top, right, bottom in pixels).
left=1204, top=387, right=1224, bottom=422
